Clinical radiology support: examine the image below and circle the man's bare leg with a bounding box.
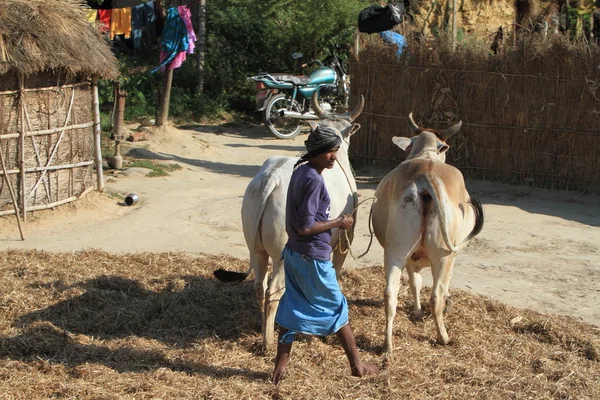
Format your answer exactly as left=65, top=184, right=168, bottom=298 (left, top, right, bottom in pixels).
left=336, top=324, right=379, bottom=377
left=272, top=327, right=292, bottom=384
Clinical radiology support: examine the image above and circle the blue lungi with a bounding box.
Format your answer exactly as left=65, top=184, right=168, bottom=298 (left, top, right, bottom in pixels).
left=275, top=246, right=349, bottom=344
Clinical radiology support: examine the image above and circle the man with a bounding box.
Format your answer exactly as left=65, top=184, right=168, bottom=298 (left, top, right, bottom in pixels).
left=272, top=126, right=378, bottom=384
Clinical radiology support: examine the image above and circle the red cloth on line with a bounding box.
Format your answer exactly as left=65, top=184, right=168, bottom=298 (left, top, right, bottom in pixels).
left=98, top=9, right=112, bottom=33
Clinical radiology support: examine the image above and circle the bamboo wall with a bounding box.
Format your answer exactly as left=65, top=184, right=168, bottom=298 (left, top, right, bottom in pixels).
left=349, top=36, right=600, bottom=194
left=0, top=71, right=95, bottom=218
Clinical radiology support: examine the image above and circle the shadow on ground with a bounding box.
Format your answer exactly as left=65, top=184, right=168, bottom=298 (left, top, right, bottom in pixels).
left=0, top=321, right=268, bottom=380
left=17, top=274, right=259, bottom=344
left=125, top=147, right=262, bottom=179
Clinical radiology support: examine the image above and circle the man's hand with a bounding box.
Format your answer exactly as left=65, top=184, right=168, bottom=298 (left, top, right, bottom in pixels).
left=338, top=214, right=354, bottom=230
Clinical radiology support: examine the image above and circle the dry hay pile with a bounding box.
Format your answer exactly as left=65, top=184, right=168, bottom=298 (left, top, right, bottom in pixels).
left=0, top=250, right=598, bottom=399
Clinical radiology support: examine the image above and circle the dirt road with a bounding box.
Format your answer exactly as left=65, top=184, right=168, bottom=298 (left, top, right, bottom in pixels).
left=1, top=122, right=598, bottom=327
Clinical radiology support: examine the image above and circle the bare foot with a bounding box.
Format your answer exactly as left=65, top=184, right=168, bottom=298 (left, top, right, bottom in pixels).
left=272, top=368, right=285, bottom=385
left=351, top=361, right=379, bottom=377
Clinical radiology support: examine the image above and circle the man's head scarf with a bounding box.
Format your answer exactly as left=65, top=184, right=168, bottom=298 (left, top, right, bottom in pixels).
left=303, top=126, right=341, bottom=159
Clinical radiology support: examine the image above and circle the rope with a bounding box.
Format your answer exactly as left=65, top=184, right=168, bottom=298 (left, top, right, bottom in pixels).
left=331, top=157, right=377, bottom=259
left=332, top=196, right=376, bottom=259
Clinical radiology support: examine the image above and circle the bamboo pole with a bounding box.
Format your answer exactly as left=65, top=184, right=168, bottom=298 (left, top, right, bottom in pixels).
left=0, top=81, right=90, bottom=95
left=0, top=122, right=94, bottom=140
left=91, top=76, right=104, bottom=192
left=0, top=161, right=94, bottom=175
left=27, top=89, right=75, bottom=201
left=0, top=186, right=94, bottom=216
left=70, top=92, right=75, bottom=198
left=23, top=102, right=52, bottom=202
left=0, top=143, right=24, bottom=239
left=0, top=97, right=24, bottom=239
left=18, top=74, right=26, bottom=222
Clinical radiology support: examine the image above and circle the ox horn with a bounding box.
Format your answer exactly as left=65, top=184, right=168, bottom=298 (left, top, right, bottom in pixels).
left=407, top=112, right=420, bottom=134
left=440, top=120, right=463, bottom=140
left=311, top=91, right=327, bottom=118
left=348, top=95, right=365, bottom=122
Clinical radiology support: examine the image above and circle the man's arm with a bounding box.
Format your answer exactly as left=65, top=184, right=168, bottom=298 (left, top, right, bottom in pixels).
left=297, top=214, right=353, bottom=236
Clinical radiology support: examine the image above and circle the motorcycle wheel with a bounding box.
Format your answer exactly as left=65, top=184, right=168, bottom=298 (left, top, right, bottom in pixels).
left=263, top=93, right=303, bottom=139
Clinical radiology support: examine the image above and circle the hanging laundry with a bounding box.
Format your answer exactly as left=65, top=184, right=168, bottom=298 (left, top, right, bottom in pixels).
left=85, top=9, right=97, bottom=23
left=144, top=1, right=157, bottom=46
left=169, top=5, right=197, bottom=70
left=179, top=5, right=196, bottom=54
left=110, top=7, right=132, bottom=40
left=131, top=2, right=145, bottom=49
left=152, top=7, right=188, bottom=73
left=98, top=9, right=112, bottom=33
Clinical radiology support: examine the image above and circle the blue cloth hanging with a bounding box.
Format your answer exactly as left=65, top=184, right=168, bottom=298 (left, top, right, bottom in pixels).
left=131, top=2, right=145, bottom=49
left=380, top=30, right=406, bottom=59
left=151, top=7, right=188, bottom=73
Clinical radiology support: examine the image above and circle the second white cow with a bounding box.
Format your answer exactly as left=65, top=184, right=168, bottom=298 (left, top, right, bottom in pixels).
left=215, top=93, right=364, bottom=348
left=371, top=113, right=484, bottom=352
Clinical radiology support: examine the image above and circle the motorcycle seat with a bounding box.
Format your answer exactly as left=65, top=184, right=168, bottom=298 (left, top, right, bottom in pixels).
left=270, top=73, right=311, bottom=85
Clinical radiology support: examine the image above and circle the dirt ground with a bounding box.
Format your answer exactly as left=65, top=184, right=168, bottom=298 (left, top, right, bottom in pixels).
left=1, top=122, right=598, bottom=327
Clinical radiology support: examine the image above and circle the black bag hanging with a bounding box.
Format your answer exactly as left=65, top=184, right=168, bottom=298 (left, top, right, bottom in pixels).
left=358, top=3, right=405, bottom=34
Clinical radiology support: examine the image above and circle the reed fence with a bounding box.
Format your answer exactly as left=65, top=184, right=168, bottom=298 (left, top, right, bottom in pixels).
left=349, top=34, right=600, bottom=194
left=0, top=71, right=95, bottom=220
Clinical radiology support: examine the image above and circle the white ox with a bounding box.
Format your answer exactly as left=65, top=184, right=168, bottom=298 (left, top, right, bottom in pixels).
left=214, top=93, right=365, bottom=348
left=371, top=114, right=484, bottom=352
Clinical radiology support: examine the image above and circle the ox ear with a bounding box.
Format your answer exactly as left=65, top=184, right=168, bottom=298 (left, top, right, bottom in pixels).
left=437, top=143, right=449, bottom=154
left=307, top=121, right=319, bottom=131
left=392, top=136, right=412, bottom=151
left=348, top=123, right=361, bottom=138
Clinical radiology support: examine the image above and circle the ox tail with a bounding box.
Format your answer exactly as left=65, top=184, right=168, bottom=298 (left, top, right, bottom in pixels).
left=422, top=175, right=484, bottom=253
left=214, top=161, right=286, bottom=283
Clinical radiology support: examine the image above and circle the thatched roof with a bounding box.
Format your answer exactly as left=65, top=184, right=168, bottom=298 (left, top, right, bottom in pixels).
left=0, top=0, right=119, bottom=78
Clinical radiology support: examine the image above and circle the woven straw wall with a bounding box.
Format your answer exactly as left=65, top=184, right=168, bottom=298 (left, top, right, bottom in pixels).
left=349, top=35, right=600, bottom=194
left=0, top=71, right=94, bottom=215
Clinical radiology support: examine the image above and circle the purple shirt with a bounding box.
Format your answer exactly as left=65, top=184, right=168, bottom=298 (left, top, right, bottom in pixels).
left=286, top=164, right=332, bottom=260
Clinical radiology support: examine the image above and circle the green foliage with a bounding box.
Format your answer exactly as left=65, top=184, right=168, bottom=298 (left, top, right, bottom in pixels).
left=204, top=0, right=370, bottom=110
left=125, top=159, right=183, bottom=177
left=105, top=0, right=373, bottom=119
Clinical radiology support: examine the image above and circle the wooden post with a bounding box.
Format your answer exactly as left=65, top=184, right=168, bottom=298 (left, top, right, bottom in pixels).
left=156, top=68, right=173, bottom=127
left=113, top=85, right=127, bottom=141
left=18, top=74, right=26, bottom=222
left=0, top=142, right=24, bottom=240
left=0, top=98, right=24, bottom=240
left=107, top=86, right=126, bottom=170
left=91, top=76, right=104, bottom=192
left=452, top=0, right=458, bottom=51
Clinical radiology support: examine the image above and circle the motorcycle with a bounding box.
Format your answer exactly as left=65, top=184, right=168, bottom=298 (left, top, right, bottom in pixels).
left=249, top=47, right=350, bottom=139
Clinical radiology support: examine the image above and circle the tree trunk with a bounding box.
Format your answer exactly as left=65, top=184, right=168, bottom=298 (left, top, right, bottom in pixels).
left=156, top=68, right=174, bottom=127
left=452, top=0, right=457, bottom=51
left=196, top=0, right=207, bottom=94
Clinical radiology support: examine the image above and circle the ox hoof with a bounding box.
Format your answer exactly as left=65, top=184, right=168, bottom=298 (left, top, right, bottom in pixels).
left=436, top=335, right=451, bottom=346
left=384, top=343, right=394, bottom=356
left=444, top=297, right=453, bottom=314
left=413, top=309, right=424, bottom=321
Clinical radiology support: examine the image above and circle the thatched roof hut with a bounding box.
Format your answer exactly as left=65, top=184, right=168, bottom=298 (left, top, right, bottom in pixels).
left=0, top=0, right=119, bottom=226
